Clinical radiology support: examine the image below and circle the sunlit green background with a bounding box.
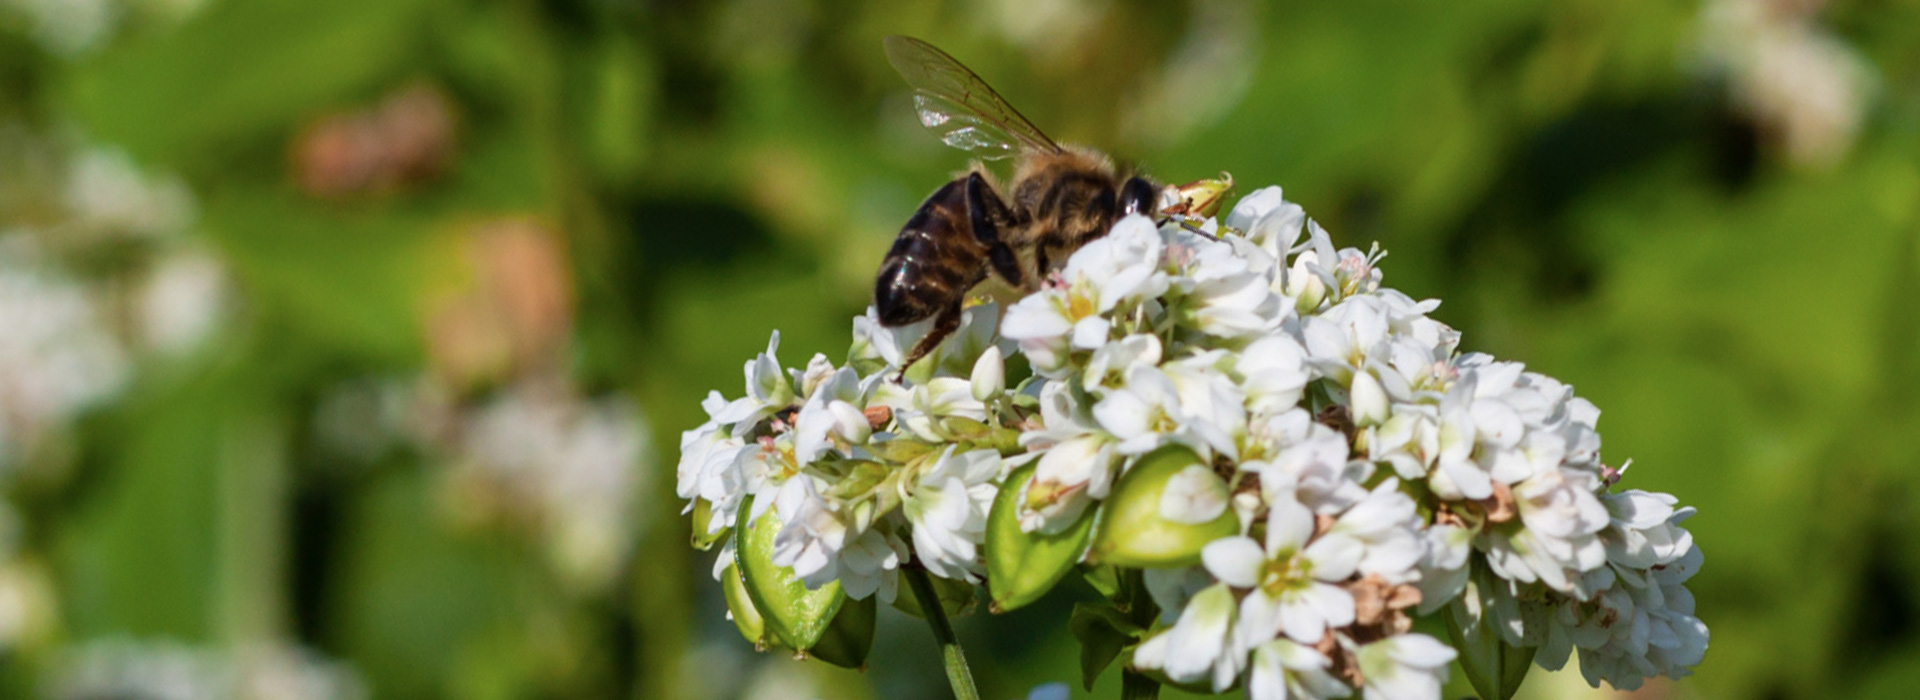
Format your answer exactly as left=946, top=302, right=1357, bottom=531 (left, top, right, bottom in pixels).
left=1, top=0, right=1917, bottom=698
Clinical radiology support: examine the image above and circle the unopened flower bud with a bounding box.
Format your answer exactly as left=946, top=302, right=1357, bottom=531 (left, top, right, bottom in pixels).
left=971, top=346, right=1005, bottom=402
left=1351, top=370, right=1390, bottom=427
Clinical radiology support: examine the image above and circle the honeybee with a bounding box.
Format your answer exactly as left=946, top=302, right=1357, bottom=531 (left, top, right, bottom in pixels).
left=875, top=36, right=1161, bottom=374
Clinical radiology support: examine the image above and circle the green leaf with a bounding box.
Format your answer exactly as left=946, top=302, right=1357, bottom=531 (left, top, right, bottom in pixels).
left=1070, top=603, right=1143, bottom=690
left=1443, top=599, right=1534, bottom=700
left=824, top=460, right=891, bottom=499
left=734, top=498, right=846, bottom=651
left=1089, top=447, right=1238, bottom=568
left=867, top=437, right=934, bottom=464
left=986, top=465, right=1097, bottom=612
left=62, top=0, right=436, bottom=174
left=807, top=594, right=877, bottom=669
left=939, top=415, right=992, bottom=441
left=1080, top=565, right=1121, bottom=599
left=719, top=563, right=767, bottom=647
left=690, top=499, right=730, bottom=550
left=891, top=573, right=977, bottom=619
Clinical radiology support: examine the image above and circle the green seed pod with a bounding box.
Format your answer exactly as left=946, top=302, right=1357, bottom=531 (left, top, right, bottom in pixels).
left=891, top=572, right=977, bottom=619
left=1088, top=446, right=1237, bottom=568
left=719, top=562, right=768, bottom=647
left=734, top=497, right=847, bottom=651
left=807, top=594, right=878, bottom=669
left=986, top=465, right=1097, bottom=612
left=1444, top=571, right=1535, bottom=700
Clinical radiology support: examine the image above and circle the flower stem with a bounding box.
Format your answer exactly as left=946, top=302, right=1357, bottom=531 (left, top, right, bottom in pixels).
left=904, top=565, right=981, bottom=700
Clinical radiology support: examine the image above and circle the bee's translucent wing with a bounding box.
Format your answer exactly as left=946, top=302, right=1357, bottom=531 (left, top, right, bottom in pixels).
left=884, top=35, right=1061, bottom=160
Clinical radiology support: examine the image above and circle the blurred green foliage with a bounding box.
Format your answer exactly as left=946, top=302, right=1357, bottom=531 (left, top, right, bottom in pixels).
left=3, top=0, right=1920, bottom=698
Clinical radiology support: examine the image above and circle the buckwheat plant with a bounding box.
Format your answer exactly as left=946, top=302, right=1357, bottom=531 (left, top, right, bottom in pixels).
left=676, top=184, right=1708, bottom=700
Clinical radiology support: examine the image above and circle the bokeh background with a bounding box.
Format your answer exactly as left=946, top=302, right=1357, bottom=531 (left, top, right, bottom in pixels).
left=0, top=0, right=1916, bottom=698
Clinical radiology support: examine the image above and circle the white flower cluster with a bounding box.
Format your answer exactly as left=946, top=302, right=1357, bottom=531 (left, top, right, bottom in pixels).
left=310, top=375, right=656, bottom=593
left=450, top=380, right=652, bottom=591
left=677, top=185, right=1708, bottom=697
left=677, top=311, right=1006, bottom=602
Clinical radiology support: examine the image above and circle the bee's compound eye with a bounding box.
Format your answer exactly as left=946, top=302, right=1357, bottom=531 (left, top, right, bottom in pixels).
left=1120, top=177, right=1156, bottom=217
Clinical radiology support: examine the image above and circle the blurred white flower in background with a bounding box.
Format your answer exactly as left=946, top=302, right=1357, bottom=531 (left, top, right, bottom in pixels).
left=1, top=0, right=116, bottom=56
left=311, top=372, right=656, bottom=595
left=49, top=639, right=367, bottom=700
left=1697, top=0, right=1876, bottom=168
left=2, top=0, right=211, bottom=56
left=139, top=247, right=229, bottom=356
left=447, top=379, right=654, bottom=591
left=64, top=147, right=196, bottom=240
left=0, top=234, right=129, bottom=466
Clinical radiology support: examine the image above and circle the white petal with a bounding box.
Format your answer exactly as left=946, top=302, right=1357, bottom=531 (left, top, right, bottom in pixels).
left=1202, top=537, right=1267, bottom=588
left=1265, top=495, right=1316, bottom=552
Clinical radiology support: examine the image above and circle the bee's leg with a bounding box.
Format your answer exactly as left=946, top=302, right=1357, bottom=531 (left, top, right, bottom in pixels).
left=895, top=302, right=963, bottom=381
left=965, top=172, right=1024, bottom=288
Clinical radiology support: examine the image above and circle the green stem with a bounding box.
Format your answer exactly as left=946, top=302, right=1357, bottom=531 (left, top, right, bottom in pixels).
left=904, top=566, right=981, bottom=700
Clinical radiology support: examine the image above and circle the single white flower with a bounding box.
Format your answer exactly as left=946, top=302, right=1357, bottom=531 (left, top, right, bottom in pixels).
left=1002, top=216, right=1167, bottom=376
left=1481, top=467, right=1609, bottom=594
left=905, top=448, right=1002, bottom=582
left=1171, top=235, right=1282, bottom=338
left=1282, top=221, right=1340, bottom=311
left=1238, top=334, right=1311, bottom=416
left=1314, top=480, right=1425, bottom=584
left=1352, top=633, right=1455, bottom=700
left=770, top=477, right=904, bottom=601
left=791, top=367, right=874, bottom=466
left=769, top=477, right=847, bottom=589
left=1093, top=365, right=1190, bottom=456
left=1084, top=334, right=1163, bottom=394
left=1131, top=583, right=1243, bottom=691
left=1201, top=491, right=1357, bottom=645
left=1163, top=353, right=1249, bottom=460
left=1301, top=296, right=1392, bottom=386
left=890, top=377, right=988, bottom=442
left=1247, top=637, right=1351, bottom=700
left=1599, top=490, right=1693, bottom=570
left=1251, top=415, right=1367, bottom=515
left=1021, top=434, right=1118, bottom=533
